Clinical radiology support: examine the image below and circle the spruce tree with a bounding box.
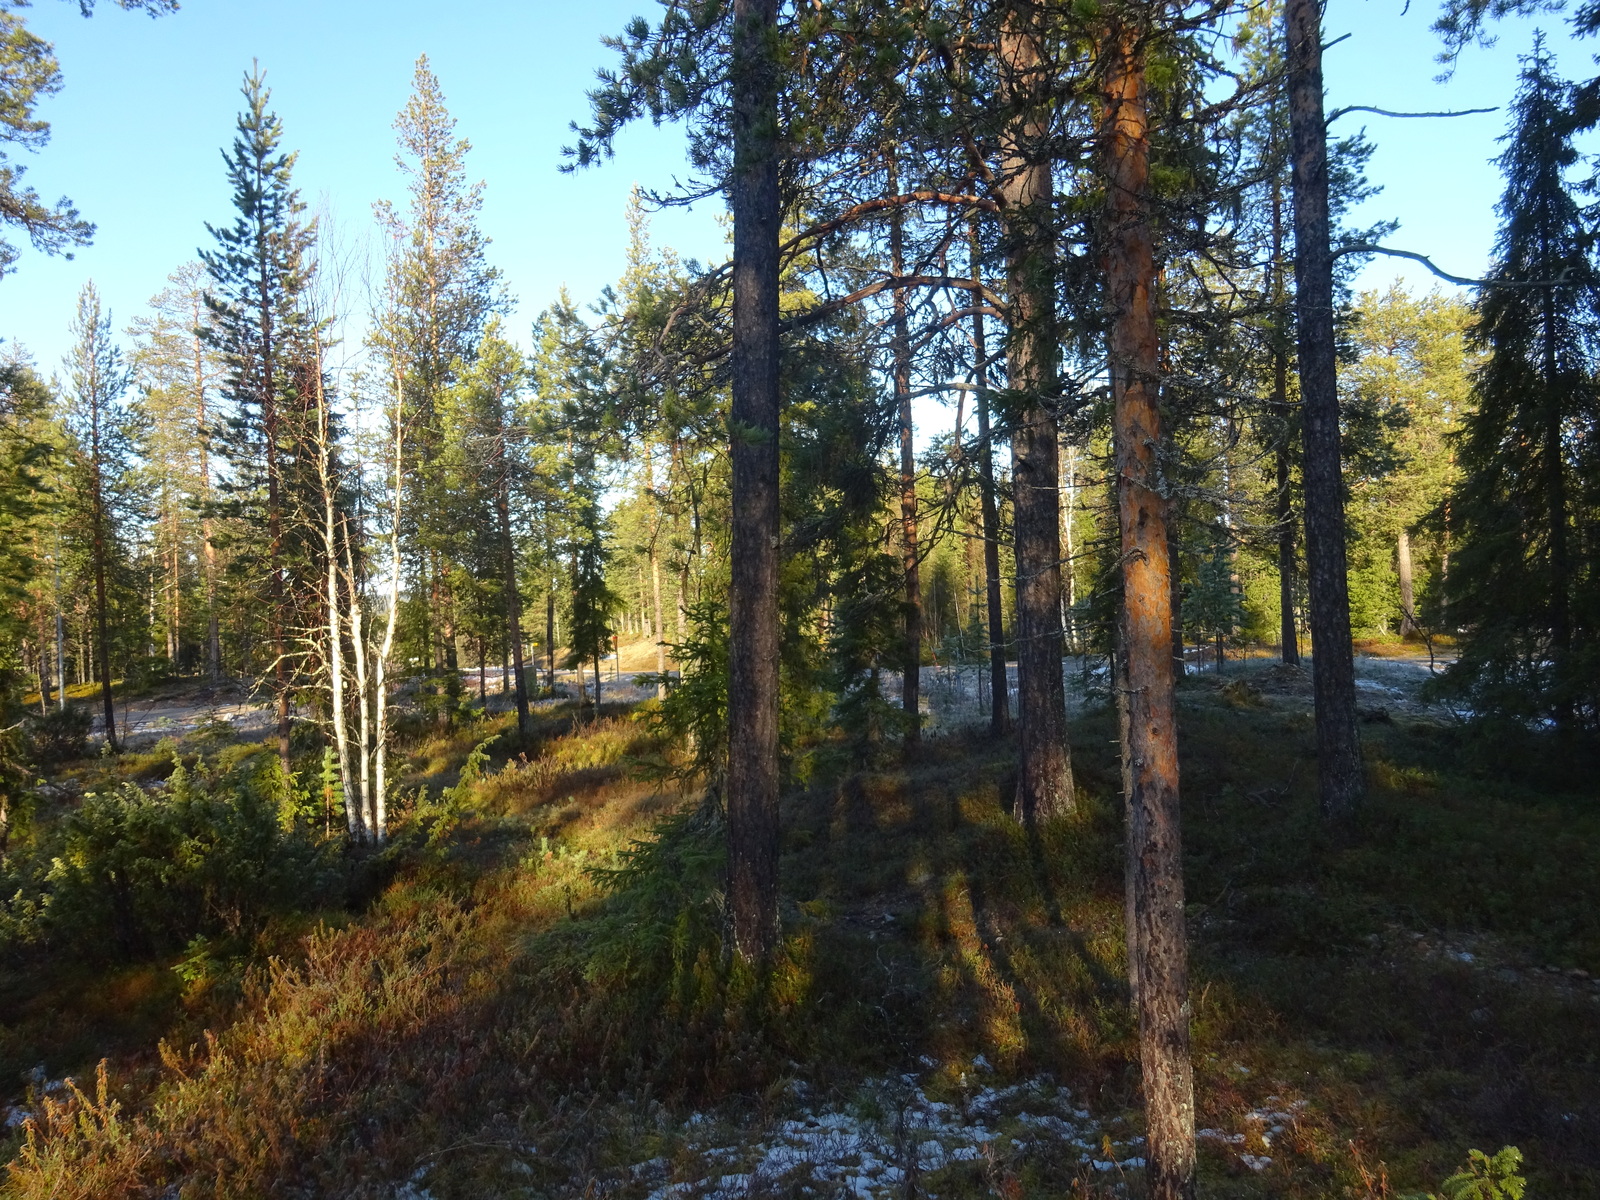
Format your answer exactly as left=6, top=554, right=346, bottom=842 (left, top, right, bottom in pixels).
left=1449, top=41, right=1600, bottom=732
left=201, top=64, right=318, bottom=778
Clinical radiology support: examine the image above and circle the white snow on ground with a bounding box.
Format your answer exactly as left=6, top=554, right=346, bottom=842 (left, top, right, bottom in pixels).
left=623, top=1073, right=1145, bottom=1200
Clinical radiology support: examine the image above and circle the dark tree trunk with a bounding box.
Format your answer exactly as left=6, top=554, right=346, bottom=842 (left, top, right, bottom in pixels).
left=726, top=0, right=783, bottom=962
left=1167, top=508, right=1184, bottom=676
left=1541, top=286, right=1572, bottom=728
left=1276, top=440, right=1299, bottom=664
left=970, top=220, right=1011, bottom=737
left=94, top=538, right=117, bottom=754
left=1102, top=23, right=1195, bottom=1199
left=1270, top=175, right=1300, bottom=667
left=998, top=2, right=1072, bottom=822
left=888, top=151, right=921, bottom=748
left=1286, top=0, right=1364, bottom=816
left=497, top=479, right=530, bottom=736
left=37, top=616, right=53, bottom=713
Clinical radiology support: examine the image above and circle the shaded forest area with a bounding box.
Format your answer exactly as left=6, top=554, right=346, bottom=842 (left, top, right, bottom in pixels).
left=1, top=0, right=1597, bottom=1197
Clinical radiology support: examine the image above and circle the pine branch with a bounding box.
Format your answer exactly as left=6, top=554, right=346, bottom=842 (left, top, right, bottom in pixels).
left=1335, top=241, right=1577, bottom=288
left=1327, top=103, right=1497, bottom=125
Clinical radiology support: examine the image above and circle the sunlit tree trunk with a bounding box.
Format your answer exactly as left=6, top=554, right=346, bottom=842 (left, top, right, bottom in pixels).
left=1397, top=527, right=1417, bottom=635
left=1102, top=21, right=1195, bottom=1198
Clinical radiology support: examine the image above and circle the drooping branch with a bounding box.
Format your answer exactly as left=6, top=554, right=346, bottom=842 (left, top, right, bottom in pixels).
left=1326, top=103, right=1496, bottom=124
left=1336, top=241, right=1577, bottom=288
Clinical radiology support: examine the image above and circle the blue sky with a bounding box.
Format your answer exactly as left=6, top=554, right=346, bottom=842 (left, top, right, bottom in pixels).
left=0, top=0, right=1590, bottom=375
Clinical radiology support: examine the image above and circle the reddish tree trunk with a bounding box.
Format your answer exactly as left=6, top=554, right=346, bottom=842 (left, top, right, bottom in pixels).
left=1102, top=23, right=1195, bottom=1199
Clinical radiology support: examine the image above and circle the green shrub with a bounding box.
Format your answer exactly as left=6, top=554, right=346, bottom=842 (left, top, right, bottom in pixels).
left=23, top=756, right=339, bottom=961
left=24, top=704, right=92, bottom=764
left=576, top=795, right=727, bottom=1005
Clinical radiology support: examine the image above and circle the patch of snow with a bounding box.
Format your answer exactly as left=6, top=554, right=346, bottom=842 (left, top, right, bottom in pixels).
left=631, top=1071, right=1128, bottom=1199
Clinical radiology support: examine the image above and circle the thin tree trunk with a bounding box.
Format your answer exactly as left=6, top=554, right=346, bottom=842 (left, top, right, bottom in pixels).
left=89, top=402, right=118, bottom=754
left=1270, top=174, right=1300, bottom=666
left=970, top=219, right=1011, bottom=737
left=887, top=150, right=921, bottom=748
left=546, top=582, right=556, bottom=689
left=1541, top=285, right=1572, bottom=728
left=368, top=368, right=406, bottom=846
left=315, top=358, right=361, bottom=842
left=36, top=624, right=51, bottom=714
left=998, top=2, right=1072, bottom=821
left=1102, top=22, right=1196, bottom=1200
left=1397, top=527, right=1417, bottom=636
left=726, top=0, right=783, bottom=962
left=192, top=294, right=222, bottom=686
left=496, top=435, right=530, bottom=736
left=1276, top=442, right=1299, bottom=664
left=647, top=447, right=668, bottom=700
left=55, top=564, right=65, bottom=711
left=1168, top=508, right=1184, bottom=674
left=1286, top=0, right=1364, bottom=816
left=1063, top=440, right=1078, bottom=655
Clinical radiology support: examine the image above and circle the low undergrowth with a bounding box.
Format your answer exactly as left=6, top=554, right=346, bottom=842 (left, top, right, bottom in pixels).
left=0, top=674, right=1595, bottom=1198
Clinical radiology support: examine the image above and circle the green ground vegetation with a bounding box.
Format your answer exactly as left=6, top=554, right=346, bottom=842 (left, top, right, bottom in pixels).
left=0, top=667, right=1593, bottom=1198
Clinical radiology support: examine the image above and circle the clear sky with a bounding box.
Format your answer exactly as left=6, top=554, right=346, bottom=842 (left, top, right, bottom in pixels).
left=0, top=0, right=1590, bottom=376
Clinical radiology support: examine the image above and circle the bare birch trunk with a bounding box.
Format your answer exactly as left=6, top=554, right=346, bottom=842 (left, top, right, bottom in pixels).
left=313, top=350, right=362, bottom=841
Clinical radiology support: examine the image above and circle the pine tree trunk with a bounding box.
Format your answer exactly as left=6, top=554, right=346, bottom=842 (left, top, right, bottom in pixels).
left=1286, top=0, right=1364, bottom=816
left=999, top=2, right=1072, bottom=822
left=970, top=220, right=1011, bottom=737
left=498, top=481, right=530, bottom=735
left=1103, top=22, right=1195, bottom=1198
left=193, top=295, right=223, bottom=686
left=546, top=584, right=556, bottom=690
left=888, top=150, right=921, bottom=749
left=1168, top=507, right=1184, bottom=675
left=647, top=447, right=669, bottom=700
left=726, top=0, right=783, bottom=962
left=36, top=618, right=52, bottom=713
left=90, top=406, right=118, bottom=754
left=1397, top=527, right=1417, bottom=636
left=1276, top=441, right=1299, bottom=664
left=1270, top=174, right=1300, bottom=667
left=1541, top=286, right=1572, bottom=729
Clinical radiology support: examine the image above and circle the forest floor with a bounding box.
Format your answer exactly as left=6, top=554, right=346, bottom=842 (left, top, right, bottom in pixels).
left=3, top=644, right=1598, bottom=1199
